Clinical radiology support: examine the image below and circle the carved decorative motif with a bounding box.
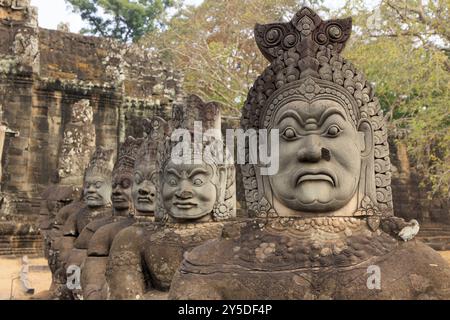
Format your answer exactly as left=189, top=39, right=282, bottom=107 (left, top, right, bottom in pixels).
left=254, top=7, right=352, bottom=63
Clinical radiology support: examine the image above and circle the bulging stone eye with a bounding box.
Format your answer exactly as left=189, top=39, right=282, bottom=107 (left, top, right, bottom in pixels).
left=281, top=127, right=298, bottom=140
left=95, top=181, right=103, bottom=189
left=121, top=179, right=131, bottom=189
left=326, top=125, right=342, bottom=137
left=193, top=178, right=204, bottom=186
left=168, top=178, right=177, bottom=187
left=134, top=173, right=143, bottom=185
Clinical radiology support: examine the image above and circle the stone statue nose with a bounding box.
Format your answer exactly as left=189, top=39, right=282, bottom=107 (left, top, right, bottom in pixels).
left=112, top=185, right=122, bottom=195
left=177, top=191, right=193, bottom=199
left=139, top=184, right=156, bottom=199
left=297, top=135, right=322, bottom=162
left=176, top=180, right=194, bottom=199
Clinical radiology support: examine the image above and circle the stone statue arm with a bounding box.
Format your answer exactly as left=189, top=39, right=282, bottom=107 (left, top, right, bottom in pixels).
left=80, top=223, right=114, bottom=299
left=54, top=201, right=83, bottom=230
left=87, top=223, right=113, bottom=257
left=169, top=270, right=224, bottom=300
left=88, top=219, right=134, bottom=257
left=62, top=210, right=79, bottom=237
left=106, top=227, right=147, bottom=300
left=83, top=220, right=136, bottom=300
left=81, top=256, right=109, bottom=300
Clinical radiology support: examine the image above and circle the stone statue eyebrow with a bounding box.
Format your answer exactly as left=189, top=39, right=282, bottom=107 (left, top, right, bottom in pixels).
left=318, top=107, right=347, bottom=126
left=276, top=110, right=305, bottom=126
left=188, top=168, right=209, bottom=178
left=166, top=168, right=182, bottom=178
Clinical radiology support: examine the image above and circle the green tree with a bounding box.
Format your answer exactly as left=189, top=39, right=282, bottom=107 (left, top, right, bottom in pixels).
left=338, top=0, right=450, bottom=197
left=65, top=0, right=176, bottom=42
left=144, top=0, right=325, bottom=114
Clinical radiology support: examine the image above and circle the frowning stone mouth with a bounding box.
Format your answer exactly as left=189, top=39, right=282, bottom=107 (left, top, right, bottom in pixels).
left=295, top=170, right=336, bottom=187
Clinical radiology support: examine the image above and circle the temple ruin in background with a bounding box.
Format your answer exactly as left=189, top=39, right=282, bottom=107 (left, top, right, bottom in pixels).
left=0, top=0, right=183, bottom=255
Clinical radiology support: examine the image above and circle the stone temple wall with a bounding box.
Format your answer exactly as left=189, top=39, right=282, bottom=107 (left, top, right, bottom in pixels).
left=0, top=1, right=183, bottom=255
left=390, top=136, right=450, bottom=225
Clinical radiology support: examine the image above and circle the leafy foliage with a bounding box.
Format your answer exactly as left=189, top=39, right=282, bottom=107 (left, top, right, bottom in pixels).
left=65, top=0, right=175, bottom=42
left=143, top=0, right=326, bottom=115
left=340, top=0, right=450, bottom=197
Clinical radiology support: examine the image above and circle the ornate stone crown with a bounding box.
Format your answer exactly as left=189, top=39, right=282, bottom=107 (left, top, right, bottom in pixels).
left=136, top=116, right=170, bottom=167
left=254, top=6, right=352, bottom=64
left=241, top=7, right=393, bottom=217
left=84, top=147, right=115, bottom=181
left=113, top=137, right=143, bottom=177
left=171, top=94, right=222, bottom=135
left=158, top=94, right=225, bottom=171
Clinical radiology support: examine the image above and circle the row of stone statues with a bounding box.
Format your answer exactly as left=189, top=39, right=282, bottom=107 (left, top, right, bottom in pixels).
left=40, top=7, right=450, bottom=300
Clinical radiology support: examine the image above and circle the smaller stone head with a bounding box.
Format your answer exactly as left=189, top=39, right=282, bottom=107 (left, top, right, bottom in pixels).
left=132, top=117, right=169, bottom=217
left=157, top=95, right=236, bottom=222
left=83, top=147, right=114, bottom=208
left=111, top=137, right=142, bottom=215
left=162, top=151, right=225, bottom=221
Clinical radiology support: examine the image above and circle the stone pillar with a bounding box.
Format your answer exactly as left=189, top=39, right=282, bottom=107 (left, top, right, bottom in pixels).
left=56, top=99, right=96, bottom=187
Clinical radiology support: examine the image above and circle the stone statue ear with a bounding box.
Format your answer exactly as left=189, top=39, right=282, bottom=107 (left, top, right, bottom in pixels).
left=216, top=166, right=227, bottom=199
left=211, top=165, right=228, bottom=221
left=357, top=119, right=373, bottom=158
left=357, top=119, right=377, bottom=211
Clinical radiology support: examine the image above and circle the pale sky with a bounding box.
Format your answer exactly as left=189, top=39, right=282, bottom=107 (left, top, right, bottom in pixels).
left=30, top=0, right=374, bottom=33
left=30, top=0, right=205, bottom=32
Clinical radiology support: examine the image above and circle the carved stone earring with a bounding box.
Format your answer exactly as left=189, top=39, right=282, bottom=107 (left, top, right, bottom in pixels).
left=213, top=202, right=230, bottom=221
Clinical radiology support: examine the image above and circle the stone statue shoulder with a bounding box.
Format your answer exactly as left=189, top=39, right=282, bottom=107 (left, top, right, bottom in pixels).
left=87, top=217, right=135, bottom=257
left=74, top=205, right=113, bottom=235
left=62, top=207, right=81, bottom=237
left=109, top=223, right=151, bottom=255
left=55, top=201, right=85, bottom=227
left=74, top=216, right=115, bottom=250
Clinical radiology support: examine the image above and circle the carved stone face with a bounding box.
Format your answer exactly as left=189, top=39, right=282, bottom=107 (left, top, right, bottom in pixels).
left=111, top=173, right=133, bottom=212
left=132, top=163, right=157, bottom=216
left=269, top=98, right=363, bottom=213
left=83, top=174, right=112, bottom=208
left=162, top=161, right=218, bottom=220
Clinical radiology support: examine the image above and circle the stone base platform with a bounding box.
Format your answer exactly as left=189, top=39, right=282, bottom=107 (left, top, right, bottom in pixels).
left=418, top=223, right=450, bottom=251
left=0, top=222, right=43, bottom=256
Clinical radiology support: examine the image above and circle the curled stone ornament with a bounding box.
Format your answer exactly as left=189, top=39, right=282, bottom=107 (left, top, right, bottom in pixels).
left=327, top=24, right=343, bottom=40
left=265, top=27, right=282, bottom=46
left=283, top=33, right=298, bottom=49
